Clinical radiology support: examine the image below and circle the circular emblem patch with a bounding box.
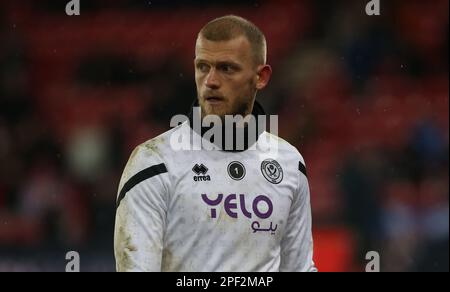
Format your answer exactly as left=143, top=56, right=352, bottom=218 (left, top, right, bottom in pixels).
left=261, top=159, right=283, bottom=184
left=228, top=161, right=246, bottom=181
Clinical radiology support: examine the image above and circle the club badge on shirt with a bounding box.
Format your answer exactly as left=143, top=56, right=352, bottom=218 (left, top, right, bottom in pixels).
left=261, top=159, right=283, bottom=184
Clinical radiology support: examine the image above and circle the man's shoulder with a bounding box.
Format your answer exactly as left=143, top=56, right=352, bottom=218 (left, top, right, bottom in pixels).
left=123, top=123, right=187, bottom=176
left=132, top=123, right=185, bottom=162
left=262, top=131, right=306, bottom=166
left=117, top=126, right=182, bottom=198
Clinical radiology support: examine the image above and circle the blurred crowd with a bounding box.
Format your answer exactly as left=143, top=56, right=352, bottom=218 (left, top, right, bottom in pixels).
left=0, top=0, right=448, bottom=271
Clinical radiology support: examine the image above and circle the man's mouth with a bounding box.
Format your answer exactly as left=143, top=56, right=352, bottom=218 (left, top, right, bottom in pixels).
left=205, top=96, right=225, bottom=104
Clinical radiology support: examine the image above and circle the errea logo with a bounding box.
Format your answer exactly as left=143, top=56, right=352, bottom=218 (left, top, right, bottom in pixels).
left=192, top=164, right=211, bottom=182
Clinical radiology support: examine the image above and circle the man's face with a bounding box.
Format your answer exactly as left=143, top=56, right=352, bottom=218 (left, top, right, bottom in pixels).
left=195, top=35, right=259, bottom=118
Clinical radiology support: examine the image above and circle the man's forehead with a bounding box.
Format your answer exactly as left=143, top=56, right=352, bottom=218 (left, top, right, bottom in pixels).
left=195, top=35, right=252, bottom=62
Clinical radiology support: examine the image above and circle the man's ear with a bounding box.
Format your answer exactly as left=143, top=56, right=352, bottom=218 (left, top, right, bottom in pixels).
left=256, top=65, right=272, bottom=90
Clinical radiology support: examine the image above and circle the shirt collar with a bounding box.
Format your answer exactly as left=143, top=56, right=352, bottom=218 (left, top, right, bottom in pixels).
left=187, top=99, right=266, bottom=152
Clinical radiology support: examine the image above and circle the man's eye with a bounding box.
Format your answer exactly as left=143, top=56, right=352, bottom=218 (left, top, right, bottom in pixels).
left=219, top=65, right=233, bottom=73
left=197, top=63, right=209, bottom=72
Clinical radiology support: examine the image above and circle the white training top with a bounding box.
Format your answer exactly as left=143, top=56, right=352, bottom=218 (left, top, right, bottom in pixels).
left=114, top=121, right=316, bottom=272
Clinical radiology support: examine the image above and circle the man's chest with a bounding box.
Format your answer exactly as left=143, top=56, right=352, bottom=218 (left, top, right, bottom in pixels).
left=165, top=154, right=297, bottom=237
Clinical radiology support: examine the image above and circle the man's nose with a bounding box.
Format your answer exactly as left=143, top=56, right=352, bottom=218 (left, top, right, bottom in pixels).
left=205, top=69, right=220, bottom=89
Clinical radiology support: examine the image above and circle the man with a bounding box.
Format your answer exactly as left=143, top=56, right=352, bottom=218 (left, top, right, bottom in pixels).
left=114, top=15, right=316, bottom=272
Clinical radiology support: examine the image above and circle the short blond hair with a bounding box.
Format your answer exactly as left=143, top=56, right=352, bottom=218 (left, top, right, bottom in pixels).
left=198, top=15, right=267, bottom=65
